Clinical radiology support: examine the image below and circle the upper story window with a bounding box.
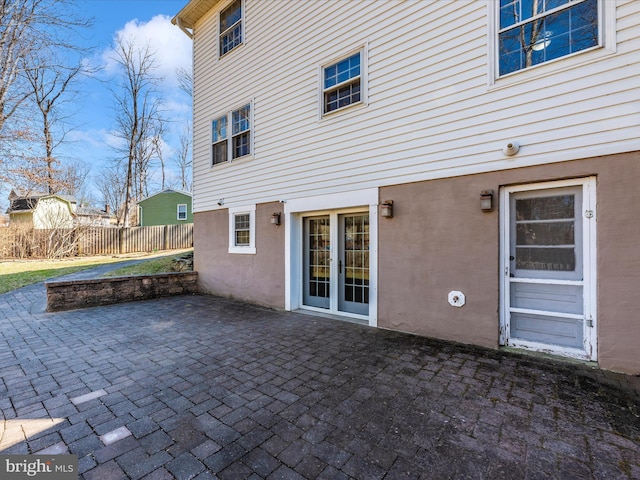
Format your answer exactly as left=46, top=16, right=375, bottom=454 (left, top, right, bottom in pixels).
left=323, top=51, right=362, bottom=114
left=220, top=0, right=242, bottom=57
left=212, top=103, right=251, bottom=166
left=498, top=0, right=599, bottom=76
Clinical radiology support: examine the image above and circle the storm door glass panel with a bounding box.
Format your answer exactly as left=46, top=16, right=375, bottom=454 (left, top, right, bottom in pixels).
left=512, top=190, right=582, bottom=280
left=303, top=216, right=331, bottom=309
left=339, top=213, right=369, bottom=315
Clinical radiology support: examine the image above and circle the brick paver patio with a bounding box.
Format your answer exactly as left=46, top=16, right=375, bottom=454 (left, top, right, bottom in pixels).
left=0, top=280, right=639, bottom=479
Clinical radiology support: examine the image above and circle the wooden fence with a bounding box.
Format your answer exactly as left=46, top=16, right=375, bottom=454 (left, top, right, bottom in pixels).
left=0, top=224, right=193, bottom=259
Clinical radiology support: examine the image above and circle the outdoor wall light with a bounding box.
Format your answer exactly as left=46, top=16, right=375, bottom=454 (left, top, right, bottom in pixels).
left=480, top=190, right=494, bottom=212
left=270, top=212, right=281, bottom=225
left=380, top=200, right=394, bottom=218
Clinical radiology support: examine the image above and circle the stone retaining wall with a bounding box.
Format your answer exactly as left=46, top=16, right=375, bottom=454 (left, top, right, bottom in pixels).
left=46, top=272, right=199, bottom=312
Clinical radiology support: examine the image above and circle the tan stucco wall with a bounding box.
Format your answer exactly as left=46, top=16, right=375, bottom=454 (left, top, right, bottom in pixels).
left=379, top=151, right=640, bottom=374
left=194, top=202, right=285, bottom=308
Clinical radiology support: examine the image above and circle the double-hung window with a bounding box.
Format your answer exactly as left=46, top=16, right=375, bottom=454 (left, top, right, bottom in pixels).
left=498, top=0, right=599, bottom=76
left=220, top=0, right=242, bottom=57
left=323, top=51, right=362, bottom=114
left=177, top=204, right=187, bottom=221
left=228, top=205, right=256, bottom=254
left=212, top=103, right=251, bottom=166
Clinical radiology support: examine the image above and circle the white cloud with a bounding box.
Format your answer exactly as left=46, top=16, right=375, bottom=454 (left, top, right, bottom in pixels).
left=101, top=14, right=192, bottom=90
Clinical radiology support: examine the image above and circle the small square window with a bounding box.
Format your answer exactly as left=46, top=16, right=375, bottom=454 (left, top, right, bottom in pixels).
left=220, top=0, right=243, bottom=57
left=228, top=205, right=256, bottom=254
left=177, top=204, right=188, bottom=221
left=322, top=51, right=363, bottom=114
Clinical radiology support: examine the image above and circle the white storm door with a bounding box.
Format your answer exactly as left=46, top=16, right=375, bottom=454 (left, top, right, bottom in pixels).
left=501, top=178, right=596, bottom=360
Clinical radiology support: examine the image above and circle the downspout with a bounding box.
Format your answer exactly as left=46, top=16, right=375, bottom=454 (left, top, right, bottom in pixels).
left=176, top=17, right=193, bottom=39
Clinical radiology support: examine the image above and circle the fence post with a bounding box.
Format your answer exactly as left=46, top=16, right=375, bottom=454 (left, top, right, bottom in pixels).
left=118, top=227, right=124, bottom=254
left=164, top=225, right=169, bottom=251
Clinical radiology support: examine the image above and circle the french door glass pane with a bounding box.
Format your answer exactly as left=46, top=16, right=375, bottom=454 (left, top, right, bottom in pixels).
left=343, top=214, right=369, bottom=305
left=308, top=217, right=330, bottom=299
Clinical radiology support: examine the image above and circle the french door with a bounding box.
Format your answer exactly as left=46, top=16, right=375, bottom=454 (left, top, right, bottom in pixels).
left=501, top=178, right=596, bottom=360
left=303, top=212, right=370, bottom=317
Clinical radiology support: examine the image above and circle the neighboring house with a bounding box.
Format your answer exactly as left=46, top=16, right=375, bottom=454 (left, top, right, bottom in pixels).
left=173, top=0, right=640, bottom=374
left=75, top=205, right=113, bottom=227
left=137, top=189, right=193, bottom=226
left=6, top=190, right=113, bottom=228
left=7, top=193, right=75, bottom=229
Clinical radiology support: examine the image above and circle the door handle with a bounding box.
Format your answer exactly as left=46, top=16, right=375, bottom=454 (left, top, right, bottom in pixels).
left=339, top=260, right=342, bottom=274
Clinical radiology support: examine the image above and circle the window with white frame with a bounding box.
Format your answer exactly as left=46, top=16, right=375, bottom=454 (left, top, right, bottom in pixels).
left=220, top=0, right=242, bottom=57
left=177, top=204, right=187, bottom=220
left=322, top=51, right=363, bottom=114
left=212, top=103, right=251, bottom=166
left=228, top=205, right=256, bottom=254
left=498, top=0, right=599, bottom=76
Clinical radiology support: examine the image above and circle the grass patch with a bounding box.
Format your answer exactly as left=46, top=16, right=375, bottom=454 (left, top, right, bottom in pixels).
left=0, top=257, right=128, bottom=294
left=103, top=251, right=192, bottom=277
left=0, top=249, right=193, bottom=294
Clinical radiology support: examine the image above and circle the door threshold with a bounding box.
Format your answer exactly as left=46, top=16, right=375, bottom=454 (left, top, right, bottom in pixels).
left=293, top=308, right=369, bottom=326
left=500, top=346, right=597, bottom=368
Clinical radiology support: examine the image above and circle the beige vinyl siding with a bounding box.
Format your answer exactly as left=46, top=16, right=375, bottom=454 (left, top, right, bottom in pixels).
left=191, top=0, right=640, bottom=213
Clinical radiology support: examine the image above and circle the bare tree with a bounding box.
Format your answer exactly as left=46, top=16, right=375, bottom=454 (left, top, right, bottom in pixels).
left=95, top=164, right=126, bottom=226
left=176, top=66, right=192, bottom=98
left=175, top=121, right=192, bottom=192
left=175, top=65, right=192, bottom=192
left=151, top=132, right=166, bottom=191
left=0, top=0, right=91, bottom=146
left=23, top=60, right=85, bottom=194
left=58, top=159, right=90, bottom=197
left=109, top=37, right=165, bottom=227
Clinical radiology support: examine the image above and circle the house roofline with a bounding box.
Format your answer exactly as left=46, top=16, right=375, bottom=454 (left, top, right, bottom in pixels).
left=7, top=194, right=77, bottom=216
left=138, top=189, right=193, bottom=205
left=172, top=0, right=220, bottom=35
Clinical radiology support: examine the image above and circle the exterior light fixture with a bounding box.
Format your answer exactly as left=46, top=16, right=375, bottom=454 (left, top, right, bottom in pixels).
left=380, top=200, right=393, bottom=218
left=480, top=190, right=494, bottom=212
left=270, top=212, right=281, bottom=225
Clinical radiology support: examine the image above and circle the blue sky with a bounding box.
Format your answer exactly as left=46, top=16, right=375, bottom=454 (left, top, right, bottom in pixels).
left=54, top=0, right=192, bottom=203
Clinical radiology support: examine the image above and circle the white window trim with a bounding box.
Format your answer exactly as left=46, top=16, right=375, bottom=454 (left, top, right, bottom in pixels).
left=487, top=0, right=616, bottom=88
left=218, top=0, right=245, bottom=60
left=283, top=188, right=379, bottom=327
left=318, top=44, right=368, bottom=119
left=228, top=204, right=256, bottom=254
left=177, top=204, right=188, bottom=220
left=210, top=100, right=254, bottom=168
